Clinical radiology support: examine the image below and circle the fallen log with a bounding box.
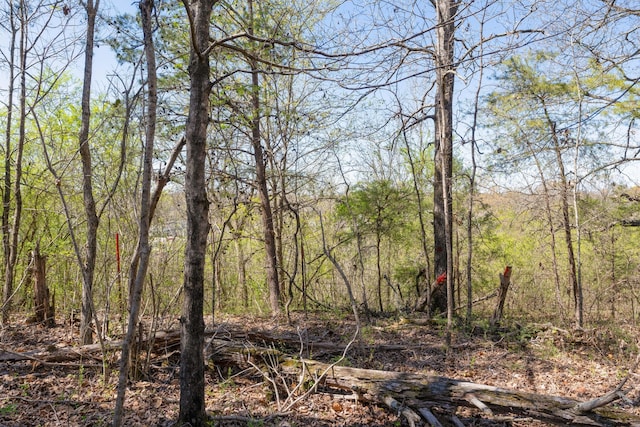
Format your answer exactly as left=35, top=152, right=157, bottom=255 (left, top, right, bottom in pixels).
left=4, top=329, right=640, bottom=426
left=0, top=326, right=400, bottom=365
left=292, top=360, right=639, bottom=426
left=0, top=330, right=182, bottom=364
left=207, top=340, right=640, bottom=427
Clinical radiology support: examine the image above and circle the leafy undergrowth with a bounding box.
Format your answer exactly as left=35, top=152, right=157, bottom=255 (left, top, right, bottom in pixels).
left=1, top=313, right=640, bottom=426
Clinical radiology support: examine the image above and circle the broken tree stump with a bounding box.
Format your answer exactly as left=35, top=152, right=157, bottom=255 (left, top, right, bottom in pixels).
left=490, top=265, right=512, bottom=327
left=32, top=244, right=54, bottom=327
left=415, top=272, right=448, bottom=315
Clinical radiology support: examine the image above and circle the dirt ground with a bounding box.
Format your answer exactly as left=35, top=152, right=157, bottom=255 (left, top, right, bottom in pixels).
left=1, top=312, right=639, bottom=426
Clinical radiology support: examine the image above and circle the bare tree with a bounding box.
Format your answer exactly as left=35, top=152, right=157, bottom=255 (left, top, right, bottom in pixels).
left=113, top=0, right=158, bottom=424
left=179, top=0, right=215, bottom=424
left=433, top=0, right=458, bottom=329
left=1, top=0, right=80, bottom=323
left=77, top=0, right=100, bottom=345
left=247, top=0, right=281, bottom=315
left=1, top=0, right=20, bottom=324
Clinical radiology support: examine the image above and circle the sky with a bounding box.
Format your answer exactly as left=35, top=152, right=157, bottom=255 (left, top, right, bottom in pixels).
left=0, top=0, right=135, bottom=93
left=93, top=0, right=139, bottom=89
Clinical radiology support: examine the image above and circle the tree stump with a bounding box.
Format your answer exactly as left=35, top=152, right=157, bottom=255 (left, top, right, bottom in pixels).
left=32, top=244, right=54, bottom=326
left=490, top=266, right=512, bottom=327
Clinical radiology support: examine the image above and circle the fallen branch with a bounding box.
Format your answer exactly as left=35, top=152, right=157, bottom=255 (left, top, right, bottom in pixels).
left=574, top=353, right=640, bottom=414
left=0, top=330, right=181, bottom=364
left=418, top=406, right=444, bottom=427
left=383, top=395, right=421, bottom=427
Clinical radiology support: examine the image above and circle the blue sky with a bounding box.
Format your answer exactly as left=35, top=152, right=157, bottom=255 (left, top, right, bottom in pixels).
left=0, top=0, right=139, bottom=92
left=92, top=0, right=140, bottom=88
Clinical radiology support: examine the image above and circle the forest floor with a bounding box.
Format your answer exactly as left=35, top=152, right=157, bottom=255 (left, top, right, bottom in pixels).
left=1, top=312, right=640, bottom=426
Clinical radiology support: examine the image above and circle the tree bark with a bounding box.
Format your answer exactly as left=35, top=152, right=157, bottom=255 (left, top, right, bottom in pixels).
left=113, top=0, right=158, bottom=424
left=490, top=266, right=512, bottom=327
left=179, top=0, right=214, bottom=425
left=247, top=0, right=280, bottom=316
left=3, top=0, right=28, bottom=325
left=78, top=0, right=100, bottom=345
left=32, top=244, right=54, bottom=327
left=548, top=118, right=582, bottom=327
left=433, top=0, right=458, bottom=326
left=277, top=358, right=639, bottom=427
left=375, top=227, right=383, bottom=312
left=1, top=2, right=17, bottom=324
left=415, top=273, right=447, bottom=315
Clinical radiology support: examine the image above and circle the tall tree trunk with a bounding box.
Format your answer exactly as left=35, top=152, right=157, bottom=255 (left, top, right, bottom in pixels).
left=2, top=2, right=18, bottom=324
left=78, top=0, right=100, bottom=345
left=548, top=118, right=582, bottom=327
left=465, top=33, right=485, bottom=323
left=465, top=140, right=477, bottom=323
left=235, top=234, right=248, bottom=309
left=335, top=159, right=369, bottom=316
left=559, top=155, right=581, bottom=327
left=433, top=0, right=458, bottom=326
left=179, top=0, right=214, bottom=425
left=273, top=114, right=291, bottom=313
left=283, top=199, right=300, bottom=322
left=376, top=228, right=383, bottom=312
left=528, top=146, right=565, bottom=318
left=300, top=220, right=308, bottom=315
left=276, top=186, right=286, bottom=309
left=248, top=0, right=280, bottom=315
left=400, top=131, right=432, bottom=313
left=5, top=0, right=28, bottom=325
left=113, top=0, right=157, bottom=424
left=317, top=210, right=361, bottom=327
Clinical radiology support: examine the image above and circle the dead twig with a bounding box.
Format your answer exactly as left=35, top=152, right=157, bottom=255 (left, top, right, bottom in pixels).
left=281, top=324, right=360, bottom=413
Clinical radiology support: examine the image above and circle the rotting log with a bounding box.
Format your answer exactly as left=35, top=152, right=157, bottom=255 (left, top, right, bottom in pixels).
left=277, top=358, right=640, bottom=426
left=206, top=340, right=640, bottom=427
left=0, top=330, right=182, bottom=364
left=3, top=331, right=640, bottom=426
